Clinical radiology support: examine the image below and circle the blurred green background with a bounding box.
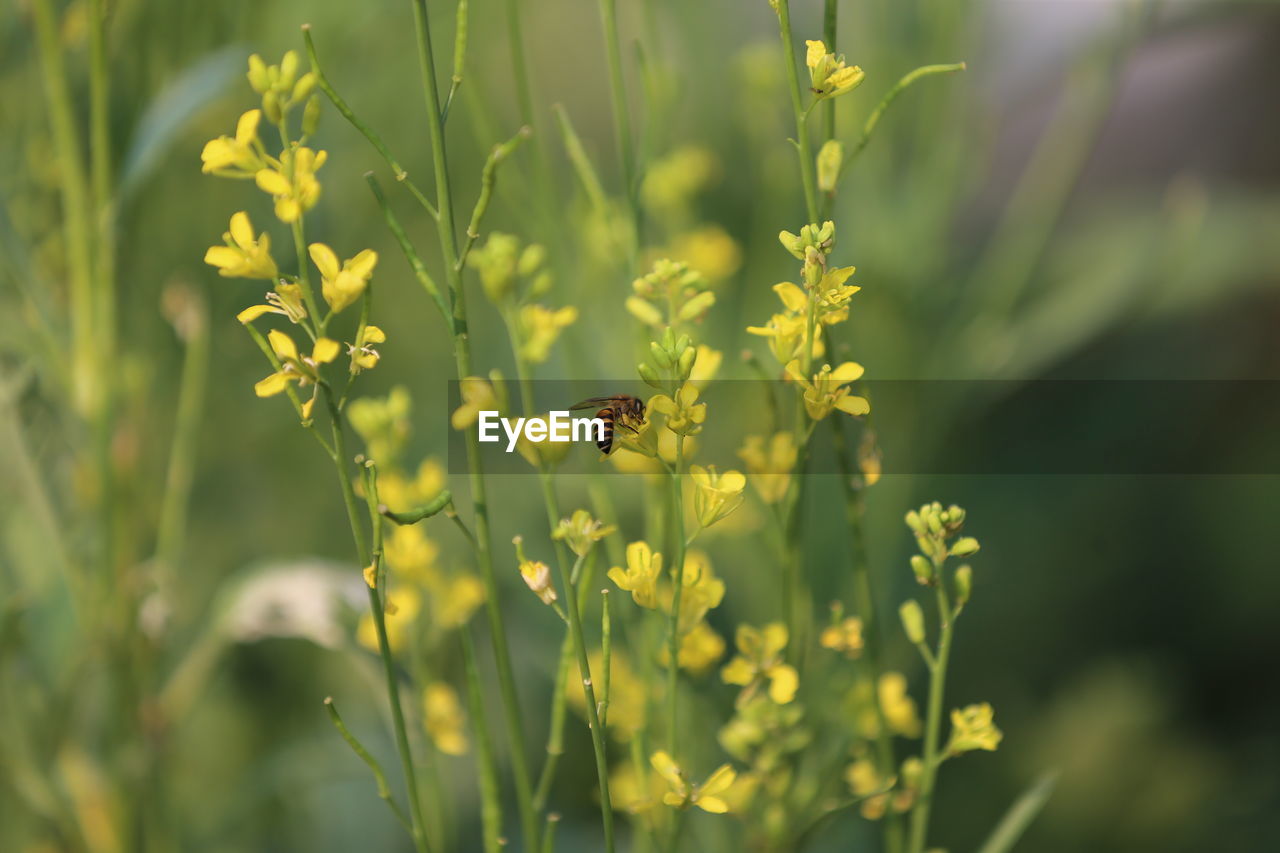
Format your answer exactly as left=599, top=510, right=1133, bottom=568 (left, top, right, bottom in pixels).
left=2, top=0, right=1279, bottom=851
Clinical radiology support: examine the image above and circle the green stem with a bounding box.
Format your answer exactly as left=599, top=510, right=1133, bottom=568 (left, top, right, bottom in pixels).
left=843, top=63, right=967, bottom=168
left=326, top=391, right=431, bottom=853
left=822, top=0, right=837, bottom=144
left=907, top=580, right=954, bottom=853
left=460, top=624, right=505, bottom=853
left=665, top=435, right=686, bottom=751
left=776, top=0, right=820, bottom=223
left=410, top=3, right=539, bottom=847
left=556, top=551, right=616, bottom=852
left=324, top=697, right=414, bottom=834
left=596, top=0, right=640, bottom=266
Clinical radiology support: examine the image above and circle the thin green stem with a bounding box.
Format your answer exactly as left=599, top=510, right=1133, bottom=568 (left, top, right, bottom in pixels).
left=776, top=0, right=820, bottom=223
left=843, top=63, right=967, bottom=168
left=907, top=580, right=954, bottom=853
left=324, top=697, right=414, bottom=834
left=365, top=174, right=451, bottom=329
left=665, top=434, right=686, bottom=752
left=822, top=0, right=838, bottom=144
left=410, top=3, right=539, bottom=847
left=556, top=550, right=616, bottom=852
left=326, top=393, right=431, bottom=853
left=460, top=624, right=505, bottom=853
left=596, top=0, right=640, bottom=266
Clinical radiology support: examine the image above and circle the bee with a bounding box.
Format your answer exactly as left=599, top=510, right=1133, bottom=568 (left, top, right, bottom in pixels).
left=569, top=394, right=646, bottom=455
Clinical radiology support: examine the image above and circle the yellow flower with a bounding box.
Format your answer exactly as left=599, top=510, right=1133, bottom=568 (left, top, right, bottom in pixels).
left=805, top=40, right=865, bottom=99
left=253, top=330, right=339, bottom=398
left=432, top=573, right=486, bottom=630
left=746, top=311, right=823, bottom=365
left=607, top=541, right=663, bottom=609
left=721, top=622, right=799, bottom=704
left=308, top=243, right=377, bottom=314
left=650, top=751, right=737, bottom=814
left=205, top=211, right=277, bottom=280
left=347, top=387, right=413, bottom=467
left=255, top=145, right=326, bottom=223
left=648, top=384, right=706, bottom=435
left=689, top=465, right=746, bottom=529
left=349, top=324, right=386, bottom=372
left=519, top=559, right=557, bottom=606
left=670, top=225, right=742, bottom=283
left=688, top=345, right=722, bottom=389
left=237, top=283, right=307, bottom=325
left=845, top=758, right=890, bottom=819
left=200, top=109, right=265, bottom=176
left=384, top=524, right=440, bottom=583
left=519, top=304, right=577, bottom=364
left=660, top=620, right=726, bottom=675
left=879, top=672, right=922, bottom=737
left=451, top=377, right=499, bottom=430
left=423, top=682, right=469, bottom=755
left=664, top=550, right=726, bottom=633
left=640, top=145, right=718, bottom=220
left=821, top=617, right=865, bottom=658
left=737, top=432, right=797, bottom=503
left=357, top=586, right=421, bottom=653
left=785, top=360, right=870, bottom=420
left=945, top=703, right=1002, bottom=755
left=552, top=509, right=617, bottom=557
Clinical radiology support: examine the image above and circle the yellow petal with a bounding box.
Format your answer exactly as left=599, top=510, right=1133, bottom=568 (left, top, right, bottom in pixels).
left=718, top=470, right=746, bottom=493
left=236, top=304, right=277, bottom=324
left=720, top=656, right=754, bottom=687
left=235, top=109, right=261, bottom=143
left=829, top=362, right=865, bottom=383
left=689, top=465, right=709, bottom=487
left=255, top=169, right=291, bottom=196
left=761, top=622, right=789, bottom=655
left=347, top=248, right=379, bottom=279
left=663, top=792, right=685, bottom=807
left=267, top=329, right=299, bottom=362
left=228, top=211, right=254, bottom=248
left=697, top=796, right=729, bottom=814
left=805, top=40, right=826, bottom=70
left=700, top=764, right=736, bottom=796
left=312, top=337, right=341, bottom=363
left=308, top=242, right=340, bottom=280
left=835, top=395, right=870, bottom=416
left=650, top=751, right=683, bottom=788
left=783, top=359, right=806, bottom=384
left=362, top=325, right=387, bottom=344
left=254, top=372, right=289, bottom=397
left=203, top=245, right=242, bottom=272
left=275, top=197, right=301, bottom=223
left=773, top=281, right=808, bottom=313
left=767, top=664, right=799, bottom=704
left=301, top=395, right=316, bottom=420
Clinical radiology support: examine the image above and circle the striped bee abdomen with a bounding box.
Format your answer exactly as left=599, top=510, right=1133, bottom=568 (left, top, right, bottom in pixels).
left=596, top=407, right=615, bottom=454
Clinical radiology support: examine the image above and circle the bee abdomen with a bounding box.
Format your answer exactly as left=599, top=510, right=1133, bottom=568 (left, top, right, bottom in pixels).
left=597, top=407, right=615, bottom=454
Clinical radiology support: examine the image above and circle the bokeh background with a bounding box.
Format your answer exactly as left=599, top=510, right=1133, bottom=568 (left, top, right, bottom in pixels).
left=2, top=0, right=1279, bottom=851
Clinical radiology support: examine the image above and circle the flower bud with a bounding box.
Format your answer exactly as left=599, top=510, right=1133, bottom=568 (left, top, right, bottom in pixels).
left=817, top=140, right=843, bottom=193
left=899, top=600, right=926, bottom=644
left=279, top=50, right=300, bottom=90
left=637, top=361, right=664, bottom=390
left=292, top=71, right=318, bottom=103
left=910, top=554, right=933, bottom=586
left=649, top=340, right=673, bottom=368
left=676, top=346, right=698, bottom=381
left=247, top=54, right=270, bottom=93
left=950, top=537, right=980, bottom=558
left=677, top=290, right=716, bottom=322
left=302, top=95, right=322, bottom=137
left=518, top=244, right=546, bottom=276
left=954, top=564, right=972, bottom=607
left=262, top=90, right=284, bottom=125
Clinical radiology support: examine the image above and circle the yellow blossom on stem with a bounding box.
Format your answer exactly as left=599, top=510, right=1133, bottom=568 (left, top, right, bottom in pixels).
left=688, top=345, right=722, bottom=389
left=664, top=550, right=726, bottom=633
left=607, top=541, right=663, bottom=609
left=200, top=109, right=265, bottom=176
left=879, top=672, right=923, bottom=737
left=253, top=330, right=339, bottom=399
left=785, top=360, right=870, bottom=420
left=205, top=211, right=278, bottom=280
left=383, top=525, right=440, bottom=584
left=845, top=758, right=891, bottom=819
left=552, top=509, right=617, bottom=557
left=255, top=145, right=326, bottom=223
left=451, top=377, right=499, bottom=430
left=659, top=620, right=726, bottom=675
left=722, top=622, right=799, bottom=704
left=432, top=573, right=486, bottom=630
left=669, top=225, right=743, bottom=283
left=237, top=282, right=308, bottom=325
left=689, top=465, right=746, bottom=529
left=737, top=432, right=798, bottom=503
left=820, top=616, right=865, bottom=658
left=569, top=651, right=648, bottom=742
left=945, top=703, right=1003, bottom=755
left=308, top=243, right=377, bottom=314
left=805, top=39, right=866, bottom=99
left=423, top=682, right=469, bottom=755
left=746, top=311, right=823, bottom=365
left=518, top=555, right=557, bottom=606
left=357, top=586, right=421, bottom=653
left=648, top=384, right=706, bottom=435
left=518, top=304, right=577, bottom=363
left=349, top=324, right=386, bottom=372
left=650, top=751, right=737, bottom=814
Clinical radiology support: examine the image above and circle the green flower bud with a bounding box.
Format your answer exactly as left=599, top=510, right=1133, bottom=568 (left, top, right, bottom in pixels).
left=954, top=564, right=972, bottom=607
left=950, top=537, right=980, bottom=558
left=899, top=600, right=926, bottom=645
left=910, top=554, right=933, bottom=585
left=649, top=340, right=673, bottom=368
left=676, top=346, right=697, bottom=380
left=279, top=50, right=299, bottom=90
left=262, top=90, right=283, bottom=125
left=905, top=509, right=923, bottom=534
left=637, top=361, right=663, bottom=390
left=292, top=71, right=317, bottom=104
left=677, top=290, right=716, bottom=322
left=528, top=271, right=553, bottom=298
left=518, top=244, right=546, bottom=276
left=817, top=140, right=843, bottom=193
left=302, top=95, right=322, bottom=137
left=247, top=54, right=270, bottom=93
left=779, top=230, right=805, bottom=259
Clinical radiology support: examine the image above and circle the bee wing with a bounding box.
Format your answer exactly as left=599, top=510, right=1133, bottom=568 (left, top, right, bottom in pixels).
left=569, top=397, right=615, bottom=411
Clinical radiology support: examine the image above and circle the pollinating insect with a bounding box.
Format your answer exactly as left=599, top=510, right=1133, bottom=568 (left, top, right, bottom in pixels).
left=569, top=395, right=646, bottom=455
